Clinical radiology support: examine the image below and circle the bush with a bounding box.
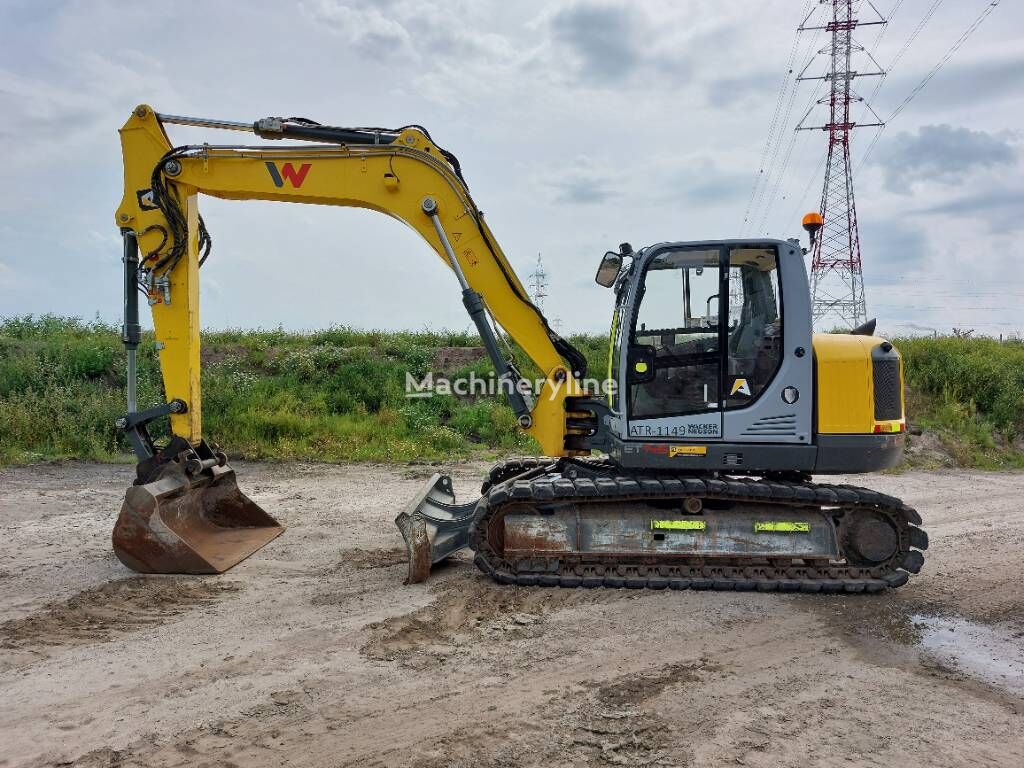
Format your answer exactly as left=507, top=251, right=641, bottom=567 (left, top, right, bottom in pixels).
left=896, top=336, right=1024, bottom=437
left=0, top=315, right=1019, bottom=468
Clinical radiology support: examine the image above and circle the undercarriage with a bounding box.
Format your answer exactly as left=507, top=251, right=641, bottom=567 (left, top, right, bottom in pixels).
left=398, top=457, right=928, bottom=592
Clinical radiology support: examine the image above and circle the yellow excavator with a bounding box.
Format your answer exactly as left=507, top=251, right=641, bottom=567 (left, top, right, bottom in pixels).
left=112, top=106, right=926, bottom=592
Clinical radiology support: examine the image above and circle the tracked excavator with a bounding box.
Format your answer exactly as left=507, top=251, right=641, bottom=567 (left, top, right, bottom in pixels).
left=112, top=106, right=927, bottom=592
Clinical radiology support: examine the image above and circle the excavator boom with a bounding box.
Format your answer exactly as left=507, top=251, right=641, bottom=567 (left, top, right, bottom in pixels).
left=113, top=106, right=586, bottom=576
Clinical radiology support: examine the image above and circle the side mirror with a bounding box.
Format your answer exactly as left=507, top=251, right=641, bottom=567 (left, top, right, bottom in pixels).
left=595, top=251, right=622, bottom=287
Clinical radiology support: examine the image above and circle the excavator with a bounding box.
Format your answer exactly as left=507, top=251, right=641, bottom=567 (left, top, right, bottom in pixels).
left=112, top=106, right=927, bottom=592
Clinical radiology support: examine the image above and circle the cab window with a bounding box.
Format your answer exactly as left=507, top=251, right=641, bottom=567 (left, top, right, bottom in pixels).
left=726, top=247, right=782, bottom=408
left=629, top=248, right=722, bottom=419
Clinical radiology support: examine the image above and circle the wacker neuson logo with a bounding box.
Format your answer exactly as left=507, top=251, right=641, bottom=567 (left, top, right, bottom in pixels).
left=406, top=372, right=614, bottom=400
left=265, top=161, right=311, bottom=188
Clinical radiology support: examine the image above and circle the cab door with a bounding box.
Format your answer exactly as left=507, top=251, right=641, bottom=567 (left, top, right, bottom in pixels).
left=623, top=246, right=726, bottom=440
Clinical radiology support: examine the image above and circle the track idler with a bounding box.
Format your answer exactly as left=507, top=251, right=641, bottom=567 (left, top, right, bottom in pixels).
left=395, top=473, right=477, bottom=583
left=112, top=440, right=283, bottom=574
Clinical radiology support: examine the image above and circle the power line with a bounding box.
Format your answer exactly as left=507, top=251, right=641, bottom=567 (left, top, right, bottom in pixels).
left=751, top=78, right=818, bottom=233
left=887, top=0, right=1001, bottom=122
left=854, top=0, right=945, bottom=166
left=755, top=80, right=826, bottom=233
left=749, top=39, right=829, bottom=234
left=852, top=0, right=908, bottom=124
left=856, top=0, right=1000, bottom=171
left=741, top=0, right=814, bottom=232
left=786, top=150, right=828, bottom=227
left=877, top=0, right=945, bottom=88
left=867, top=0, right=906, bottom=52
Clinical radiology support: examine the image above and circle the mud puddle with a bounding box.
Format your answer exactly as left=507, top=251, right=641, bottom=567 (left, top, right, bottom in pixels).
left=815, top=595, right=1024, bottom=698
left=912, top=614, right=1024, bottom=696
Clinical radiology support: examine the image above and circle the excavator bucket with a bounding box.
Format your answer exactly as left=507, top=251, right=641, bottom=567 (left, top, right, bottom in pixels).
left=395, top=474, right=477, bottom=583
left=112, top=459, right=283, bottom=574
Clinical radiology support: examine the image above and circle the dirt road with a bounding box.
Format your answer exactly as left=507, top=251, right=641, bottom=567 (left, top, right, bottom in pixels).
left=1, top=462, right=1022, bottom=767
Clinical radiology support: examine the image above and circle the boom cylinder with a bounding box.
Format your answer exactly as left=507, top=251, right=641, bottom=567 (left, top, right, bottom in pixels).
left=121, top=230, right=141, bottom=414
left=422, top=198, right=533, bottom=426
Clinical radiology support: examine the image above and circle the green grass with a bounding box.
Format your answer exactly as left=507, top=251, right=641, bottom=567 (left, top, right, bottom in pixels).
left=0, top=315, right=1020, bottom=468
left=0, top=315, right=592, bottom=464
left=896, top=336, right=1024, bottom=469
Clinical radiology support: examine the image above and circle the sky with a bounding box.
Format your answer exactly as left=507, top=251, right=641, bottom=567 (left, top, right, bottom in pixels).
left=0, top=0, right=1021, bottom=337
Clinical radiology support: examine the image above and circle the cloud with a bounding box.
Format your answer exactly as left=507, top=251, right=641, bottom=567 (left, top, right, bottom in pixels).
left=2, top=0, right=1023, bottom=337
left=858, top=218, right=929, bottom=281
left=0, top=261, right=19, bottom=290
left=879, top=53, right=1024, bottom=114
left=300, top=0, right=519, bottom=67
left=0, top=48, right=181, bottom=176
left=874, top=124, right=1016, bottom=194
left=299, top=0, right=528, bottom=105
left=705, top=73, right=778, bottom=109
left=537, top=1, right=693, bottom=89
left=916, top=187, right=1024, bottom=233
left=549, top=170, right=617, bottom=204
left=549, top=4, right=640, bottom=82
left=300, top=0, right=416, bottom=60
left=678, top=164, right=747, bottom=206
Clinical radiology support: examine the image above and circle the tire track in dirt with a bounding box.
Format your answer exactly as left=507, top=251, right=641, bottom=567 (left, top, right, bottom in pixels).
left=65, top=654, right=717, bottom=768
left=358, top=577, right=629, bottom=661
left=401, top=659, right=719, bottom=768
left=0, top=577, right=242, bottom=660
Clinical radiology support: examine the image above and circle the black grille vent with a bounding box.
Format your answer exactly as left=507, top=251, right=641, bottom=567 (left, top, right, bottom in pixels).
left=873, top=357, right=902, bottom=421
left=723, top=453, right=744, bottom=467
left=742, top=414, right=797, bottom=436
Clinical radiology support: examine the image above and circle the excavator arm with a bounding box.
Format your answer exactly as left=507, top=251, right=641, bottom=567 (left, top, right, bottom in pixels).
left=112, top=105, right=590, bottom=578
left=116, top=105, right=585, bottom=455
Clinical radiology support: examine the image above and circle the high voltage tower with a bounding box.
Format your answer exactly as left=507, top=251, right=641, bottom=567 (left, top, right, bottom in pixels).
left=797, top=0, right=887, bottom=330
left=528, top=253, right=548, bottom=313
left=529, top=253, right=564, bottom=330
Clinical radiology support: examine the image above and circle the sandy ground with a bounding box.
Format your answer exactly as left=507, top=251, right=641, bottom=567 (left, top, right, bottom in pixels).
left=0, top=461, right=1022, bottom=768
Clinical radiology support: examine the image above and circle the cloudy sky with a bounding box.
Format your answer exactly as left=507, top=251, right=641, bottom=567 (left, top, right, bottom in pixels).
left=0, top=0, right=1020, bottom=336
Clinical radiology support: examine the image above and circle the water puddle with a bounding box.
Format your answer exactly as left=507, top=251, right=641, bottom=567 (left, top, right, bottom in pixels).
left=913, top=614, right=1024, bottom=696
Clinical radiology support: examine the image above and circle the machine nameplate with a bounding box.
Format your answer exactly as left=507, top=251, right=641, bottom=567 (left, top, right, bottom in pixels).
left=629, top=422, right=721, bottom=438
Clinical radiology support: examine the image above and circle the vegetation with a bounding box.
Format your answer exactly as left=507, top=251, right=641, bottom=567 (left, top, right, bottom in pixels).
left=897, top=335, right=1024, bottom=469
left=0, top=315, right=1020, bottom=468
left=0, top=315, right=606, bottom=464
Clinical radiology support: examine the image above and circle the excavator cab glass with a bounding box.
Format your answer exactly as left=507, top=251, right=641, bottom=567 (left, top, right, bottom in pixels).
left=629, top=248, right=722, bottom=418
left=726, top=247, right=783, bottom=407
left=623, top=244, right=784, bottom=422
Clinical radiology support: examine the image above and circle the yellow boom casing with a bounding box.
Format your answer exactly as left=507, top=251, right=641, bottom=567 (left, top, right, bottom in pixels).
left=115, top=105, right=580, bottom=456
left=813, top=333, right=906, bottom=435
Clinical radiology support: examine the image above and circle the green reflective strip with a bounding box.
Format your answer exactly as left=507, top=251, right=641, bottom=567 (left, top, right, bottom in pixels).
left=754, top=521, right=810, bottom=533
left=651, top=520, right=706, bottom=531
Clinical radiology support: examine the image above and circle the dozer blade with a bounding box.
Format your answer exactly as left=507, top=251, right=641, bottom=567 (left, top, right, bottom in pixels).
left=395, top=473, right=477, bottom=584
left=113, top=460, right=283, bottom=574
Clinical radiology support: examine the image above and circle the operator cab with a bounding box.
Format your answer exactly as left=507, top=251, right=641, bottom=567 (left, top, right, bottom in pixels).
left=595, top=239, right=815, bottom=469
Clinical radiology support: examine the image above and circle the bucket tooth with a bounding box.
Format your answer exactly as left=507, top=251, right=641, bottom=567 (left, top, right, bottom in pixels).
left=395, top=473, right=478, bottom=584
left=113, top=458, right=283, bottom=574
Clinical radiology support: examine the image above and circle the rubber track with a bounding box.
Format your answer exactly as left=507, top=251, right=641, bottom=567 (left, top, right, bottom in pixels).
left=470, top=466, right=928, bottom=593
left=480, top=456, right=558, bottom=494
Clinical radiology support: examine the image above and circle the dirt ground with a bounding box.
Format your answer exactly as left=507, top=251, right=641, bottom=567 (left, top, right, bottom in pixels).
left=1, top=461, right=1022, bottom=768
